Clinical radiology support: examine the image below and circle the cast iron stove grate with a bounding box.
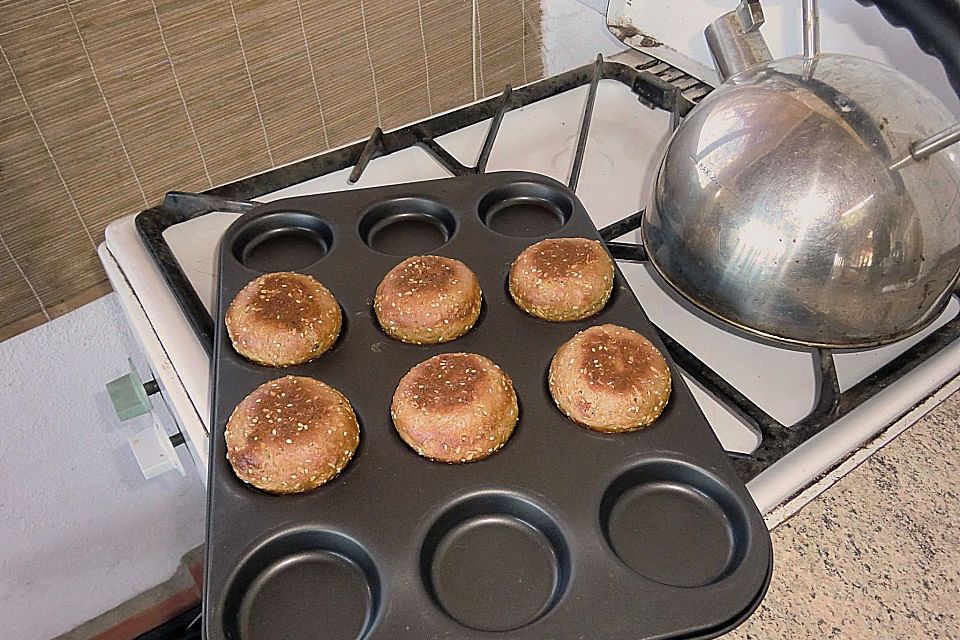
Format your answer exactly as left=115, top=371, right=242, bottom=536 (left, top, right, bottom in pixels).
left=134, top=54, right=960, bottom=484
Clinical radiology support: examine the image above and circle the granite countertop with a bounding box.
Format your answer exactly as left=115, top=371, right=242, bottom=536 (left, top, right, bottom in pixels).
left=724, top=390, right=960, bottom=639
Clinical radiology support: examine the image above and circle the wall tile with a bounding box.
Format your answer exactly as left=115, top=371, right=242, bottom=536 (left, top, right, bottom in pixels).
left=71, top=0, right=212, bottom=202
left=299, top=0, right=380, bottom=146
left=232, top=0, right=329, bottom=165
left=523, top=0, right=544, bottom=82
left=152, top=0, right=273, bottom=185
left=0, top=57, right=107, bottom=310
left=0, top=4, right=147, bottom=240
left=478, top=0, right=527, bottom=97
left=362, top=0, right=431, bottom=130
left=0, top=238, right=43, bottom=330
left=0, top=0, right=61, bottom=35
left=420, top=0, right=475, bottom=113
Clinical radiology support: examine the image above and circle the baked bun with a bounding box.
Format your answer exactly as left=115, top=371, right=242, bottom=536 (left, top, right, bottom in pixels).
left=549, top=324, right=671, bottom=433
left=225, top=272, right=342, bottom=366
left=374, top=256, right=482, bottom=344
left=225, top=375, right=359, bottom=494
left=391, top=353, right=518, bottom=463
left=509, top=237, right=614, bottom=321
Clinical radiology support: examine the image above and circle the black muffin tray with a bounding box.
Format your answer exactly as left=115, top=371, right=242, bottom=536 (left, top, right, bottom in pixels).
left=205, top=171, right=772, bottom=640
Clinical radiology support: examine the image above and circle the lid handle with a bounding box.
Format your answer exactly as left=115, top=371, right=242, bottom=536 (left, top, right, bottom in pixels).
left=704, top=0, right=773, bottom=82
left=802, top=0, right=821, bottom=59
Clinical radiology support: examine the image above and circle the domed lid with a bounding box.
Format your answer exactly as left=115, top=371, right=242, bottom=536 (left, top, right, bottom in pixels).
left=642, top=55, right=960, bottom=347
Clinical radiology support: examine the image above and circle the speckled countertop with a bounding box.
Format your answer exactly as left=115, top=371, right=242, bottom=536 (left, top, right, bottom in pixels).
left=724, top=389, right=960, bottom=639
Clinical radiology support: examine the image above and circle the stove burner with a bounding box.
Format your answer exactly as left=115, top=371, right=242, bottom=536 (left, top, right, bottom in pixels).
left=134, top=54, right=960, bottom=484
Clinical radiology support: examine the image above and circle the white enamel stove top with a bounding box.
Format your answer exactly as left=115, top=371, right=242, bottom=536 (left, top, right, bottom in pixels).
left=100, top=50, right=960, bottom=521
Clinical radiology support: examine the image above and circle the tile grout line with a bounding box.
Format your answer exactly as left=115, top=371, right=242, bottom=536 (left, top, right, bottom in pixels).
left=358, top=0, right=383, bottom=128
left=150, top=0, right=213, bottom=187
left=66, top=2, right=148, bottom=208
left=475, top=0, right=485, bottom=98
left=471, top=0, right=478, bottom=101
left=0, top=42, right=96, bottom=249
left=295, top=0, right=331, bottom=149
left=229, top=0, right=275, bottom=166
left=0, top=231, right=50, bottom=321
left=414, top=0, right=433, bottom=114
left=521, top=0, right=528, bottom=83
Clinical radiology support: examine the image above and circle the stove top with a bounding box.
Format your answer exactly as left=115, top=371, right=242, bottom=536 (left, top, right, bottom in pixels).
left=101, top=50, right=960, bottom=520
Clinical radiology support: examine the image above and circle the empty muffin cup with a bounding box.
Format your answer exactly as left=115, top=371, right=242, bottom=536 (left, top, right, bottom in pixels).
left=223, top=530, right=380, bottom=640
left=421, top=492, right=569, bottom=631
left=359, top=197, right=456, bottom=255
left=600, top=460, right=750, bottom=588
left=478, top=181, right=573, bottom=237
left=231, top=211, right=334, bottom=271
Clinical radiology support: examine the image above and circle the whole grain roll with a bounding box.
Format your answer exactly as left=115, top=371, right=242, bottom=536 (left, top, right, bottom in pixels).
left=225, top=375, right=359, bottom=494
left=374, top=256, right=482, bottom=344
left=509, top=237, right=614, bottom=322
left=225, top=272, right=342, bottom=367
left=391, top=353, right=518, bottom=463
left=549, top=324, right=671, bottom=433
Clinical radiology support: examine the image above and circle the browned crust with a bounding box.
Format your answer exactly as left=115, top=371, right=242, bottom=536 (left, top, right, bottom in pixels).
left=509, top=238, right=614, bottom=322
left=225, top=272, right=342, bottom=367
left=374, top=256, right=482, bottom=344
left=391, top=353, right=518, bottom=463
left=225, top=375, right=359, bottom=494
left=548, top=324, right=671, bottom=432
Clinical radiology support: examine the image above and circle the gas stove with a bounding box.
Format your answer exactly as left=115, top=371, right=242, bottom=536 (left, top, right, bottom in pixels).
left=99, top=47, right=960, bottom=526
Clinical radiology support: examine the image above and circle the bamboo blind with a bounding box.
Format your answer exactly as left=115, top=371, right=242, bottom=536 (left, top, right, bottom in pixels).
left=0, top=0, right=542, bottom=340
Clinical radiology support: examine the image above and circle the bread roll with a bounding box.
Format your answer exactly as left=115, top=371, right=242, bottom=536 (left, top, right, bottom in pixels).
left=549, top=324, right=671, bottom=432
left=374, top=256, right=481, bottom=344
left=226, top=272, right=341, bottom=366
left=509, top=238, right=613, bottom=321
left=391, top=353, right=518, bottom=463
left=225, top=375, right=359, bottom=494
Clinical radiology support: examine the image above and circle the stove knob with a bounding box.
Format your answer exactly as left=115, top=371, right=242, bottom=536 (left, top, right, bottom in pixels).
left=106, top=358, right=158, bottom=421
left=107, top=359, right=187, bottom=479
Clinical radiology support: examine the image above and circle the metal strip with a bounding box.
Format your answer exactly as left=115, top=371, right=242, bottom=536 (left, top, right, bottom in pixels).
left=568, top=54, right=604, bottom=192
left=476, top=85, right=513, bottom=173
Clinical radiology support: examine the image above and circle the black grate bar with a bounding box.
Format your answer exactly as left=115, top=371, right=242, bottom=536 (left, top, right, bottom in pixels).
left=656, top=330, right=785, bottom=435
left=163, top=192, right=256, bottom=218
left=476, top=85, right=513, bottom=173
left=568, top=54, right=604, bottom=192
left=606, top=241, right=648, bottom=262
left=669, top=86, right=684, bottom=131
left=348, top=127, right=384, bottom=183
left=599, top=209, right=645, bottom=241
left=730, top=308, right=960, bottom=480
left=418, top=138, right=472, bottom=176
left=811, top=348, right=842, bottom=420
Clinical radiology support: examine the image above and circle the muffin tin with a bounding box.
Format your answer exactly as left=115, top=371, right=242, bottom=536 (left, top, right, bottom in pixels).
left=205, top=171, right=772, bottom=640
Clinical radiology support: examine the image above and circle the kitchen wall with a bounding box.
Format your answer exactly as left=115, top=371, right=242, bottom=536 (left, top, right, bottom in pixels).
left=0, top=293, right=206, bottom=640
left=541, top=0, right=626, bottom=75
left=0, top=0, right=542, bottom=341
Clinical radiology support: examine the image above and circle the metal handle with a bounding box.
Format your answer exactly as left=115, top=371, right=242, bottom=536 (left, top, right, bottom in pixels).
left=704, top=0, right=773, bottom=82
left=802, top=0, right=820, bottom=59
left=890, top=122, right=960, bottom=170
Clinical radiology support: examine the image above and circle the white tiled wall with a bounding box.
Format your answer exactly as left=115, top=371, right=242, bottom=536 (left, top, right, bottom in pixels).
left=540, top=0, right=628, bottom=75
left=541, top=0, right=960, bottom=117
